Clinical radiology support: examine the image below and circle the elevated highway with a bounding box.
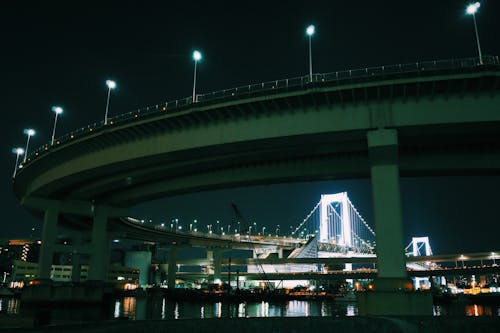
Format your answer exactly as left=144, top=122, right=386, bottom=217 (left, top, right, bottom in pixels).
left=177, top=265, right=500, bottom=281
left=14, top=56, right=500, bottom=206
left=113, top=217, right=304, bottom=250
left=12, top=57, right=500, bottom=314
left=174, top=251, right=500, bottom=267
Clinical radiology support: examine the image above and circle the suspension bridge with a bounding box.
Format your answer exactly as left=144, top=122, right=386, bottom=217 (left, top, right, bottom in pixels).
left=291, top=192, right=376, bottom=254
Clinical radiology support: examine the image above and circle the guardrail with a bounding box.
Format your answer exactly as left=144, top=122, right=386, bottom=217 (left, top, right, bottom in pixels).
left=22, top=55, right=499, bottom=166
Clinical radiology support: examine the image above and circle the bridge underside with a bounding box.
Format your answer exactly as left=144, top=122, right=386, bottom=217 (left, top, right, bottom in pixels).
left=12, top=62, right=500, bottom=315
left=14, top=68, right=500, bottom=207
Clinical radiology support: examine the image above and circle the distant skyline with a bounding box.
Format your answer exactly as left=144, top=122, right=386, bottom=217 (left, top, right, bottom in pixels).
left=2, top=1, right=499, bottom=254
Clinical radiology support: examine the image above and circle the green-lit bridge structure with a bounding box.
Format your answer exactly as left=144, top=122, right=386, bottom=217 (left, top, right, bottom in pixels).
left=13, top=56, right=500, bottom=315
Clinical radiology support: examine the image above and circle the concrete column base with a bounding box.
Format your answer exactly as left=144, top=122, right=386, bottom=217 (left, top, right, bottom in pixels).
left=357, top=290, right=433, bottom=316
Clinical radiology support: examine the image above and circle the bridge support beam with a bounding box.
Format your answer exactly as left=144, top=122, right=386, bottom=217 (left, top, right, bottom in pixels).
left=167, top=246, right=178, bottom=289
left=88, top=207, right=111, bottom=282
left=71, top=236, right=83, bottom=283
left=360, top=129, right=432, bottom=315
left=38, top=206, right=59, bottom=280
left=207, top=248, right=223, bottom=283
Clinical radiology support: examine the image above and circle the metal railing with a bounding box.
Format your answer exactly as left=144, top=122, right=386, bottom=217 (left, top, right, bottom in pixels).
left=23, top=55, right=499, bottom=166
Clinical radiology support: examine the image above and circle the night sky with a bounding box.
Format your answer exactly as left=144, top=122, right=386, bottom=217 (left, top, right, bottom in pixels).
left=1, top=1, right=499, bottom=254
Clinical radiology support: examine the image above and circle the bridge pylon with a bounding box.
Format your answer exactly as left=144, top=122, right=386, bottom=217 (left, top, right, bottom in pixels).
left=357, top=129, right=432, bottom=315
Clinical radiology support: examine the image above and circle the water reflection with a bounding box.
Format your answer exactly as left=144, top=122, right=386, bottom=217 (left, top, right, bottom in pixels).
left=0, top=298, right=20, bottom=314
left=113, top=297, right=136, bottom=319
left=107, top=298, right=361, bottom=319
left=1, top=296, right=498, bottom=325
left=346, top=304, right=357, bottom=316
left=465, top=304, right=493, bottom=316
left=433, top=303, right=497, bottom=316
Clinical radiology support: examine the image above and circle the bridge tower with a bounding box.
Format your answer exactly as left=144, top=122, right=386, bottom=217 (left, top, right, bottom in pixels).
left=319, top=192, right=352, bottom=245
left=411, top=237, right=432, bottom=256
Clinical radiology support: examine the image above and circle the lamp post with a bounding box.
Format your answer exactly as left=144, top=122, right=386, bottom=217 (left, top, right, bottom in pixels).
left=306, top=24, right=315, bottom=82
left=192, top=50, right=202, bottom=103
left=23, top=129, right=35, bottom=163
left=104, top=80, right=116, bottom=125
left=51, top=106, right=63, bottom=145
left=12, top=147, right=24, bottom=178
left=466, top=2, right=483, bottom=65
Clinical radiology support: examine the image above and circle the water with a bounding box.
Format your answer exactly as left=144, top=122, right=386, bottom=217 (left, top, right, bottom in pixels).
left=111, top=297, right=358, bottom=320
left=0, top=296, right=499, bottom=327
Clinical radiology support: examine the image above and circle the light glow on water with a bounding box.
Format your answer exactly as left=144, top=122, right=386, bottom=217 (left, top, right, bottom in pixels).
left=2, top=296, right=499, bottom=323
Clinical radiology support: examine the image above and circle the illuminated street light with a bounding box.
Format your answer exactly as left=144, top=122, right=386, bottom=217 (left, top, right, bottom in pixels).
left=192, top=50, right=202, bottom=103
left=51, top=106, right=63, bottom=145
left=466, top=2, right=483, bottom=65
left=306, top=24, right=315, bottom=82
left=12, top=147, right=24, bottom=178
left=22, top=128, right=35, bottom=163
left=104, top=79, right=117, bottom=125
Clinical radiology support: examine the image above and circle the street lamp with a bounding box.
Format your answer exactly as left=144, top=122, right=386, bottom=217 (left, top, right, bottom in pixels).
left=12, top=147, right=24, bottom=178
left=23, top=128, right=35, bottom=163
left=466, top=2, right=483, bottom=65
left=306, top=24, right=315, bottom=82
left=104, top=79, right=116, bottom=125
left=51, top=106, right=63, bottom=145
left=192, top=50, right=202, bottom=103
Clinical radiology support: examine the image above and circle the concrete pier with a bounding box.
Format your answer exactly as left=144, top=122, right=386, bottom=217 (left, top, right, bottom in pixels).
left=364, top=129, right=433, bottom=315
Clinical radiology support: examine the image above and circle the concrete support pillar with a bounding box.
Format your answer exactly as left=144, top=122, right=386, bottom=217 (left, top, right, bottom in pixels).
left=71, top=236, right=82, bottom=283
left=367, top=129, right=407, bottom=283
left=88, top=207, right=110, bottom=281
left=71, top=253, right=82, bottom=283
left=38, top=206, right=59, bottom=279
left=207, top=248, right=222, bottom=283
left=125, top=251, right=152, bottom=287
left=359, top=129, right=432, bottom=315
left=167, top=246, right=177, bottom=289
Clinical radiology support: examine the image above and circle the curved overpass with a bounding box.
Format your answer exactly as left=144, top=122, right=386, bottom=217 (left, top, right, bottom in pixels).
left=14, top=56, right=500, bottom=207
left=113, top=217, right=304, bottom=250
left=13, top=56, right=500, bottom=298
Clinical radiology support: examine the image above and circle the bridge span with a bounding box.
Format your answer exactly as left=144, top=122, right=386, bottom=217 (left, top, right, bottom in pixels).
left=177, top=265, right=500, bottom=282
left=13, top=56, right=500, bottom=315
